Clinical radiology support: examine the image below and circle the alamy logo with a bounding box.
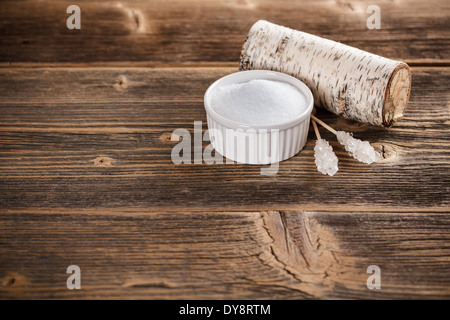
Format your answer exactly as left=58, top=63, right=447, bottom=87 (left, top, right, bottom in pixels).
left=367, top=5, right=381, bottom=29
left=66, top=5, right=81, bottom=30
left=366, top=265, right=381, bottom=289
left=66, top=265, right=81, bottom=289
left=170, top=121, right=280, bottom=175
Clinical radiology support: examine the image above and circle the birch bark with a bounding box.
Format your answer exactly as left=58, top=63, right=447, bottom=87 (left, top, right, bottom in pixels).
left=240, top=20, right=411, bottom=127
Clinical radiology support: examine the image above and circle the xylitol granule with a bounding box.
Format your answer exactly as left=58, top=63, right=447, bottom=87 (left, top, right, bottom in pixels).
left=211, top=79, right=307, bottom=126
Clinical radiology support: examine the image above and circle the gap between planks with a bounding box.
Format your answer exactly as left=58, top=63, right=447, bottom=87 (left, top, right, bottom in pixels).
left=1, top=61, right=450, bottom=69
left=1, top=207, right=448, bottom=217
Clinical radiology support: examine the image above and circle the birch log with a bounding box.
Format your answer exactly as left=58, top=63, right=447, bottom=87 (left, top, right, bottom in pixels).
left=240, top=20, right=411, bottom=127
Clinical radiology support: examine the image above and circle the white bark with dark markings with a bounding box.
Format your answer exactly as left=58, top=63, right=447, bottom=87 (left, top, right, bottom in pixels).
left=240, top=20, right=411, bottom=127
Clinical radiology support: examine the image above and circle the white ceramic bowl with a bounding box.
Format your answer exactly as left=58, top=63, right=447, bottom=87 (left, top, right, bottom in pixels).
left=204, top=70, right=314, bottom=164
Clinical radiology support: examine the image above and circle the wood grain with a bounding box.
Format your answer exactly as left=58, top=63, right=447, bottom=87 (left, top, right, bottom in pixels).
left=1, top=209, right=448, bottom=299
left=0, top=0, right=449, bottom=65
left=0, top=0, right=449, bottom=300
left=0, top=67, right=448, bottom=212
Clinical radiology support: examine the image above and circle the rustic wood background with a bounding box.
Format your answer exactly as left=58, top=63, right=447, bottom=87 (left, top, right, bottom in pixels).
left=0, top=0, right=449, bottom=299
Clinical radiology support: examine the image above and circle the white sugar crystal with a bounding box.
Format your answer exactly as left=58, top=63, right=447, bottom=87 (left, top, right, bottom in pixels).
left=314, top=139, right=338, bottom=176
left=336, top=131, right=380, bottom=164
left=211, top=79, right=307, bottom=126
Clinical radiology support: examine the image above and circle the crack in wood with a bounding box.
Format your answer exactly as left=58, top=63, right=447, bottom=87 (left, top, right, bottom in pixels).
left=258, top=211, right=366, bottom=297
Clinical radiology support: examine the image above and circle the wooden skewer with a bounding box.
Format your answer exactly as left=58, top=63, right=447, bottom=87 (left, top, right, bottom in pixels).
left=311, top=114, right=337, bottom=135
left=311, top=119, right=321, bottom=140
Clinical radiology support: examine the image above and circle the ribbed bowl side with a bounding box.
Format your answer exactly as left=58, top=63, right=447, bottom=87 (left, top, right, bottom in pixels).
left=207, top=115, right=311, bottom=165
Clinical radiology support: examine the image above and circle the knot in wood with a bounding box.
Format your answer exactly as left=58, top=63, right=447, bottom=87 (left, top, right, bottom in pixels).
left=113, top=75, right=128, bottom=91
left=93, top=156, right=114, bottom=167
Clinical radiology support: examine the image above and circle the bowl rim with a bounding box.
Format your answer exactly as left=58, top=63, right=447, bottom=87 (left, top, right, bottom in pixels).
left=204, top=70, right=314, bottom=130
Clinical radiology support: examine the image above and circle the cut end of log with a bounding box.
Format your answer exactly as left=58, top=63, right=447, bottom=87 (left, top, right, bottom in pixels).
left=382, top=63, right=411, bottom=127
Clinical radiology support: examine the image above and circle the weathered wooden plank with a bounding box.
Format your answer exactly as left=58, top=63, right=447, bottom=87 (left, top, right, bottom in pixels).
left=0, top=0, right=449, bottom=64
left=0, top=67, right=448, bottom=211
left=0, top=209, right=448, bottom=299
left=1, top=0, right=448, bottom=301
